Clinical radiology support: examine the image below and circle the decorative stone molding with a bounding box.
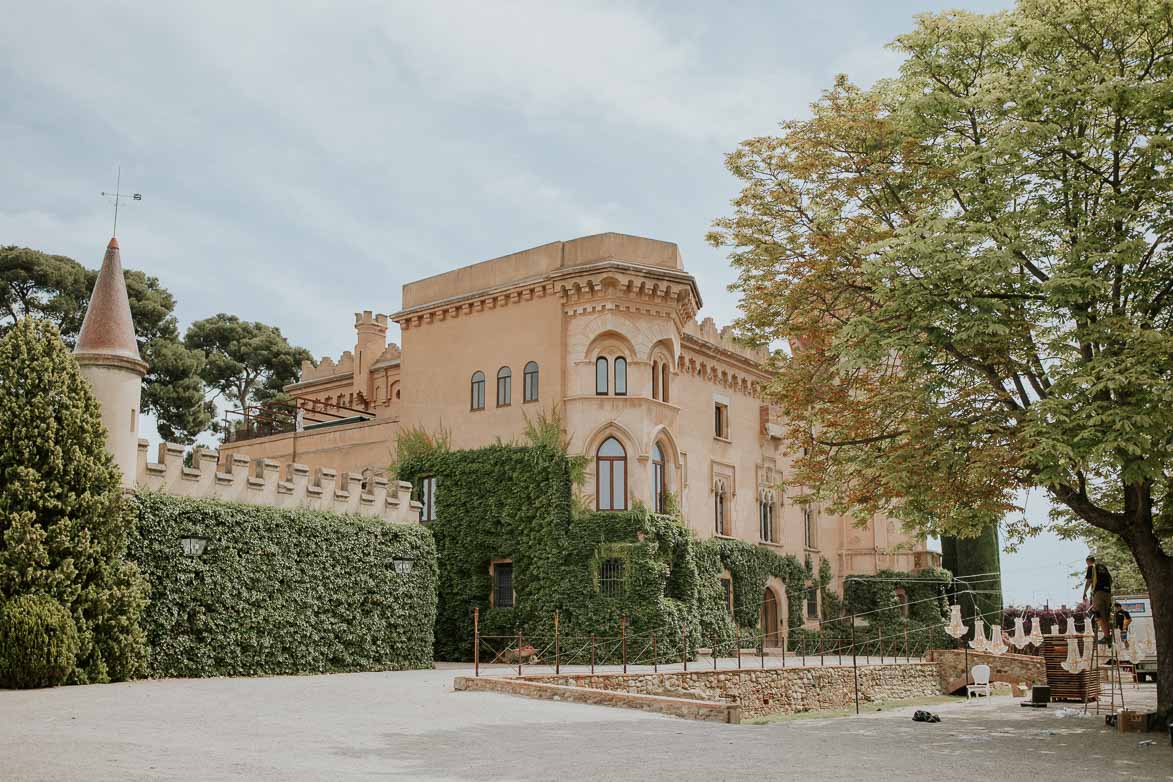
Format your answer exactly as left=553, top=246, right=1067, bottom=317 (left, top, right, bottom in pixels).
left=135, top=439, right=422, bottom=523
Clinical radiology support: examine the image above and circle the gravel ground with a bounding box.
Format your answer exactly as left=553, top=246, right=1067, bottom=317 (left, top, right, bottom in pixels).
left=1, top=666, right=1169, bottom=781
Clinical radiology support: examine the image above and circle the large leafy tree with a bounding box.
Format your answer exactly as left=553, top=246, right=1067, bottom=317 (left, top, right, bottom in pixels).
left=0, top=246, right=213, bottom=442
left=0, top=318, right=148, bottom=682
left=710, top=0, right=1173, bottom=712
left=184, top=314, right=312, bottom=426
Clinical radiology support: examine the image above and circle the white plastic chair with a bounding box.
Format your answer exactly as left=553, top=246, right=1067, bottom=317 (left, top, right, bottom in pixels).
left=967, top=664, right=992, bottom=702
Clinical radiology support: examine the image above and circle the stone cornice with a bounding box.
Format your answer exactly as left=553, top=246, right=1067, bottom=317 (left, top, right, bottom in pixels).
left=391, top=260, right=702, bottom=330
left=73, top=351, right=148, bottom=376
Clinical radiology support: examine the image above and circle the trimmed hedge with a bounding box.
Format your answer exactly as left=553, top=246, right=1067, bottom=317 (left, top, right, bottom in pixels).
left=129, top=493, right=437, bottom=677
left=0, top=594, right=80, bottom=688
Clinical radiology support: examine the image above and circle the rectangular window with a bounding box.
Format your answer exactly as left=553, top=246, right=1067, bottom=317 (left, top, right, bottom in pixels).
left=600, top=558, right=625, bottom=597
left=419, top=476, right=437, bottom=522
left=714, top=403, right=729, bottom=439
left=806, top=586, right=819, bottom=619
left=721, top=577, right=734, bottom=616
left=804, top=506, right=817, bottom=549
left=493, top=562, right=514, bottom=608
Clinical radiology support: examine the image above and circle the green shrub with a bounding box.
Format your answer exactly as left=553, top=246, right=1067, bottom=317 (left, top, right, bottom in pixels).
left=129, top=493, right=437, bottom=678
left=0, top=318, right=148, bottom=684
left=0, top=594, right=81, bottom=689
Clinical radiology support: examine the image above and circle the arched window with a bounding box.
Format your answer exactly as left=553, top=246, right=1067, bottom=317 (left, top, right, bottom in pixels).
left=497, top=366, right=512, bottom=407
left=595, top=357, right=609, bottom=395
left=652, top=360, right=660, bottom=400
left=759, top=491, right=775, bottom=543
left=661, top=362, right=670, bottom=404
left=614, top=356, right=627, bottom=395
left=596, top=437, right=627, bottom=511
left=523, top=361, right=539, bottom=402
left=470, top=371, right=485, bottom=411
left=652, top=442, right=667, bottom=513
left=714, top=479, right=728, bottom=536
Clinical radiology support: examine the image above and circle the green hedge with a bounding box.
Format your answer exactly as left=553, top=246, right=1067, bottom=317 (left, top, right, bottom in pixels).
left=0, top=594, right=80, bottom=689
left=129, top=493, right=437, bottom=677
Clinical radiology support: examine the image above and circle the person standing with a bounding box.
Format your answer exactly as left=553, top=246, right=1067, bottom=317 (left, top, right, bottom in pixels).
left=1113, top=601, right=1132, bottom=645
left=1082, top=555, right=1112, bottom=643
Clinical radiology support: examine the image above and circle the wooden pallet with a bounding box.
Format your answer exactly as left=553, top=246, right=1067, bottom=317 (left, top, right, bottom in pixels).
left=1041, top=634, right=1100, bottom=702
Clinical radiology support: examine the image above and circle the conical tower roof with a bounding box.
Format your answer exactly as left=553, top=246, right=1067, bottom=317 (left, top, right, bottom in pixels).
left=74, top=237, right=144, bottom=364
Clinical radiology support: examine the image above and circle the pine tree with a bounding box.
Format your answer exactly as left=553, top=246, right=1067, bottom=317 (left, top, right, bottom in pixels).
left=0, top=318, right=147, bottom=682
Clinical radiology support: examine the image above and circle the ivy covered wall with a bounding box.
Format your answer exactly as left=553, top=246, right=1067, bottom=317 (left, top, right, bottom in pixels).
left=130, top=493, right=437, bottom=677
left=399, top=443, right=830, bottom=661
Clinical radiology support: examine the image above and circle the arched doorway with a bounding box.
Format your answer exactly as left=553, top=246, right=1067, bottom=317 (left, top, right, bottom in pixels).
left=761, top=588, right=780, bottom=647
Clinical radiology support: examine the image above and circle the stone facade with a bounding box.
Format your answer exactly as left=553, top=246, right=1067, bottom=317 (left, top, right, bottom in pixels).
left=512, top=662, right=942, bottom=720
left=923, top=649, right=1046, bottom=695
left=222, top=232, right=941, bottom=622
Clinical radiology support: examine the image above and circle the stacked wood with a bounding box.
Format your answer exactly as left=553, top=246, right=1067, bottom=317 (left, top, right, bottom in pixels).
left=1040, top=634, right=1100, bottom=702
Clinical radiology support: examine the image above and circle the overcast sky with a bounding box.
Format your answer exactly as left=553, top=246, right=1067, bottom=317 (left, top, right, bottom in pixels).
left=1, top=0, right=1087, bottom=605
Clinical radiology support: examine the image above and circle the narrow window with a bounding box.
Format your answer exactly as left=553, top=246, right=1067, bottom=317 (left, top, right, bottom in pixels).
left=806, top=586, right=819, bottom=620
left=652, top=442, right=666, bottom=514
left=493, top=562, right=514, bottom=608
left=595, top=357, right=609, bottom=395
left=714, top=480, right=728, bottom=536
left=614, top=356, right=628, bottom=395
left=721, top=577, right=734, bottom=616
left=418, top=476, right=437, bottom=522
left=496, top=366, right=512, bottom=407
left=759, top=491, right=775, bottom=543
left=470, top=371, right=485, bottom=411
left=596, top=437, right=627, bottom=511
left=600, top=558, right=625, bottom=597
left=523, top=361, right=539, bottom=402
left=804, top=506, right=817, bottom=549
left=652, top=360, right=660, bottom=400
left=661, top=362, right=670, bottom=404
left=714, top=402, right=729, bottom=439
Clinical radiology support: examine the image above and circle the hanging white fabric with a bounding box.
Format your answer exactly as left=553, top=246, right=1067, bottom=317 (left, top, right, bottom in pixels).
left=1060, top=637, right=1081, bottom=673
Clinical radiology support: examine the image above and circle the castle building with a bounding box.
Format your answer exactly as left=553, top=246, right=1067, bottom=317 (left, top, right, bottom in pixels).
left=222, top=233, right=941, bottom=622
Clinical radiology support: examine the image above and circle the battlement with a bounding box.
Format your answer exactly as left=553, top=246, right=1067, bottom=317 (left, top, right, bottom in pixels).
left=355, top=310, right=389, bottom=329
left=684, top=317, right=769, bottom=364
left=136, top=440, right=422, bottom=523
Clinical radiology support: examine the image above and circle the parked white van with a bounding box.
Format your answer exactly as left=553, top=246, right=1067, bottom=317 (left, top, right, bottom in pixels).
left=1115, top=594, right=1158, bottom=682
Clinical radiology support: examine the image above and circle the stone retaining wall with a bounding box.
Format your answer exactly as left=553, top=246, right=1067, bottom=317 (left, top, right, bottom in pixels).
left=923, top=649, right=1046, bottom=694
left=454, top=676, right=740, bottom=723
left=510, top=662, right=941, bottom=720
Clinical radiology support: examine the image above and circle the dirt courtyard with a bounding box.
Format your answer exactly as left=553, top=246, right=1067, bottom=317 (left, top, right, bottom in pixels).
left=1, top=666, right=1169, bottom=781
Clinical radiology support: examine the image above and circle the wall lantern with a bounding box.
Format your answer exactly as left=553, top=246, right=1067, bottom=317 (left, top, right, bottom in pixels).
left=179, top=535, right=212, bottom=558
left=392, top=558, right=415, bottom=576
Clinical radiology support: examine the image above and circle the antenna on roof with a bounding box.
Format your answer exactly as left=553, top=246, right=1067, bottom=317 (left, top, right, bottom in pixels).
left=100, top=164, right=142, bottom=236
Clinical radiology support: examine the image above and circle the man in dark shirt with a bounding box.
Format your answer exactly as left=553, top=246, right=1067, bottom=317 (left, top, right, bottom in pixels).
left=1114, top=602, right=1132, bottom=642
left=1082, top=555, right=1112, bottom=641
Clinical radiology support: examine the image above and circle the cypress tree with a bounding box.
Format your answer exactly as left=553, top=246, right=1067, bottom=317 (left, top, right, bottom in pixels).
left=0, top=318, right=147, bottom=683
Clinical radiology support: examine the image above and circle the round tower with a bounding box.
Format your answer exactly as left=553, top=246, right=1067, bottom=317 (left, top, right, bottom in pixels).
left=73, top=237, right=148, bottom=490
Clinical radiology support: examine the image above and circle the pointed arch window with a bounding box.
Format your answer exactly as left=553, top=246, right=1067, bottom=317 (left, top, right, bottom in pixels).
left=595, top=357, right=609, bottom=395
left=497, top=366, right=512, bottom=407
left=596, top=437, right=627, bottom=511
left=759, top=490, right=776, bottom=543
left=523, top=361, right=539, bottom=402
left=661, top=362, right=670, bottom=404
left=470, top=371, right=485, bottom=411
left=614, top=356, right=628, bottom=395
left=714, top=479, right=729, bottom=536
left=652, top=442, right=667, bottom=513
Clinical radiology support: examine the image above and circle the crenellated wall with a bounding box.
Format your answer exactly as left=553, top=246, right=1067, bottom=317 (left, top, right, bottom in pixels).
left=135, top=439, right=422, bottom=524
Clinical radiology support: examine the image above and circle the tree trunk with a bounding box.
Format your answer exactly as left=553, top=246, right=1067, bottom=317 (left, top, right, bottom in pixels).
left=1123, top=520, right=1173, bottom=718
